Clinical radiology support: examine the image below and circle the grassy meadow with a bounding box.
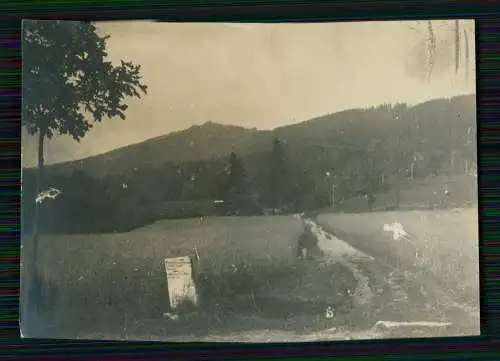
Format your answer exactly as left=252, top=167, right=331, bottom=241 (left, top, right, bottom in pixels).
left=24, top=215, right=305, bottom=338
left=317, top=208, right=479, bottom=308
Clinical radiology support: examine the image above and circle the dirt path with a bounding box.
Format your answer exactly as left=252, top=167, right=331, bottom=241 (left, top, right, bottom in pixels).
left=302, top=217, right=479, bottom=339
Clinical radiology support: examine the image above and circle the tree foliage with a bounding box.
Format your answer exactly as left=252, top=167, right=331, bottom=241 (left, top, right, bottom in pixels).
left=22, top=20, right=147, bottom=140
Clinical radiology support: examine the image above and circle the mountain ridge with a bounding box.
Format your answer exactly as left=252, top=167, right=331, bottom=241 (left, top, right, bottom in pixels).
left=24, top=94, right=476, bottom=179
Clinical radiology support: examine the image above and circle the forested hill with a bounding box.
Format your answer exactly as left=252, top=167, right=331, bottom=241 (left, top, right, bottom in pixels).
left=28, top=94, right=475, bottom=179
left=34, top=122, right=268, bottom=177
left=22, top=94, right=476, bottom=234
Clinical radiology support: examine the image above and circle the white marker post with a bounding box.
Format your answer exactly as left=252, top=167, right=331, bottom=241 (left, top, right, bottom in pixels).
left=164, top=256, right=198, bottom=311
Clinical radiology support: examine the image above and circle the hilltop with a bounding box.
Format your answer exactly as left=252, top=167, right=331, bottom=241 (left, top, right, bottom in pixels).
left=38, top=122, right=269, bottom=177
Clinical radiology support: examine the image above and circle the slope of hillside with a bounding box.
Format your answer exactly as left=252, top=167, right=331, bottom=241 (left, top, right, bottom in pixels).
left=44, top=122, right=271, bottom=177
left=27, top=94, right=475, bottom=179
left=276, top=95, right=475, bottom=156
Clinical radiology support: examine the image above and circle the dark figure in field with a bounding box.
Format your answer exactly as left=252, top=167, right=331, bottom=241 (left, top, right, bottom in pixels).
left=365, top=193, right=376, bottom=210
left=442, top=185, right=450, bottom=207
left=297, top=223, right=318, bottom=260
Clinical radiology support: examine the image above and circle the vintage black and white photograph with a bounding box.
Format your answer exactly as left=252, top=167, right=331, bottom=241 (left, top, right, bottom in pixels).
left=21, top=19, right=479, bottom=342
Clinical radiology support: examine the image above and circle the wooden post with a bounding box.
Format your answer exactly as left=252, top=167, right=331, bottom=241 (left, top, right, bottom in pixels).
left=331, top=184, right=335, bottom=211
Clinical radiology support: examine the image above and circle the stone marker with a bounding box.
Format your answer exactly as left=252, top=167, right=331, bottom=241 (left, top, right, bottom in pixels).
left=164, top=256, right=198, bottom=311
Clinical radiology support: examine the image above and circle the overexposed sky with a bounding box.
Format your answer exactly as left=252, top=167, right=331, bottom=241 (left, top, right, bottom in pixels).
left=22, top=20, right=476, bottom=166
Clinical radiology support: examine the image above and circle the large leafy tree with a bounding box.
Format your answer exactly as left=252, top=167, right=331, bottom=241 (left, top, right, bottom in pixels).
left=21, top=20, right=147, bottom=322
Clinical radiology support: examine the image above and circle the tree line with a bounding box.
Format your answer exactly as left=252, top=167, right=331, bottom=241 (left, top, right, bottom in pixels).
left=22, top=97, right=477, bottom=235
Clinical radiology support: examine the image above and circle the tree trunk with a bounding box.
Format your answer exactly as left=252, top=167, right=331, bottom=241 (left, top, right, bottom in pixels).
left=463, top=29, right=469, bottom=81
left=21, top=129, right=46, bottom=336
left=31, top=129, right=45, bottom=317
left=33, top=129, right=45, bottom=265
left=455, top=20, right=460, bottom=74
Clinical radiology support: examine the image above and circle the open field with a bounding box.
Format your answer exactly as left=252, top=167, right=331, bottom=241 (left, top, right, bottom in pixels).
left=23, top=215, right=305, bottom=338
left=317, top=207, right=479, bottom=309
left=334, top=174, right=477, bottom=213
left=22, top=176, right=480, bottom=340
left=34, top=215, right=304, bottom=280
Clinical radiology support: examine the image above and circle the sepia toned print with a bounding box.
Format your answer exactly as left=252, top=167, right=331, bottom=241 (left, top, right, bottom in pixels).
left=21, top=19, right=479, bottom=342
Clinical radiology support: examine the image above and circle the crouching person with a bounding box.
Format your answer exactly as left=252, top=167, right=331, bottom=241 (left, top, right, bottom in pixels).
left=297, top=222, right=317, bottom=260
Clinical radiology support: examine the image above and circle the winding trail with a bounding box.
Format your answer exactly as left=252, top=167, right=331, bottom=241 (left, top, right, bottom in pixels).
left=301, top=217, right=478, bottom=338
left=303, top=218, right=375, bottom=309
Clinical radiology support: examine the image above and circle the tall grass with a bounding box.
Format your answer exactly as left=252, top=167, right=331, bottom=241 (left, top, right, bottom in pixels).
left=22, top=215, right=304, bottom=338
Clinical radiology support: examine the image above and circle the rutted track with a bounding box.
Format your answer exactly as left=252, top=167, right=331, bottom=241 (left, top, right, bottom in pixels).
left=304, top=219, right=375, bottom=310
left=302, top=217, right=478, bottom=338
